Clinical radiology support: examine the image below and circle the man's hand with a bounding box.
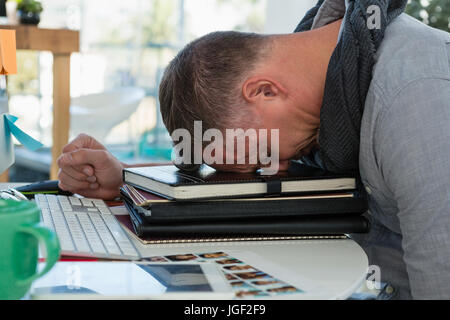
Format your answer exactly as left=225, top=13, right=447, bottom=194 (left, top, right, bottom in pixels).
left=57, top=134, right=124, bottom=200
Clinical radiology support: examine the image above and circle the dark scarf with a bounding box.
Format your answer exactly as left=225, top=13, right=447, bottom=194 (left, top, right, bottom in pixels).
left=295, top=0, right=408, bottom=174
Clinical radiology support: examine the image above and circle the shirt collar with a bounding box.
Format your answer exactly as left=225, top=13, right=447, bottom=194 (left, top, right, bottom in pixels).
left=312, top=0, right=348, bottom=30
left=311, top=0, right=348, bottom=42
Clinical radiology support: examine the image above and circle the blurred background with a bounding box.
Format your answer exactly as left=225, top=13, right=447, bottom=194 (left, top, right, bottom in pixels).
left=4, top=0, right=449, bottom=181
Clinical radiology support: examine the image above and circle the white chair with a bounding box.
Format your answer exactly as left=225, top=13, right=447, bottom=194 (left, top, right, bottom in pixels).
left=70, top=87, right=146, bottom=143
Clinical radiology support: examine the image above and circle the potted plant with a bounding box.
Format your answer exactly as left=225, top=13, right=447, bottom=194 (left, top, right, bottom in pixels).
left=16, top=0, right=43, bottom=25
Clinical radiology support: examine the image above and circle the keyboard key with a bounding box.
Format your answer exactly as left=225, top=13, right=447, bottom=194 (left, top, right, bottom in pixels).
left=65, top=213, right=91, bottom=253
left=77, top=213, right=107, bottom=254
left=92, top=199, right=107, bottom=207
left=58, top=195, right=70, bottom=204
left=81, top=199, right=94, bottom=207
left=69, top=197, right=82, bottom=206
left=49, top=202, right=61, bottom=210
left=47, top=195, right=58, bottom=203
left=102, top=215, right=138, bottom=256
left=61, top=204, right=73, bottom=212
left=41, top=211, right=55, bottom=230
left=57, top=237, right=75, bottom=252
left=89, top=213, right=121, bottom=255
left=98, top=207, right=111, bottom=215
left=35, top=194, right=47, bottom=203
left=102, top=215, right=129, bottom=241
left=53, top=223, right=75, bottom=251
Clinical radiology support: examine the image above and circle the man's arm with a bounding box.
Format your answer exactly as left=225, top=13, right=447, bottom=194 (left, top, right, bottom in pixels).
left=376, top=78, right=450, bottom=299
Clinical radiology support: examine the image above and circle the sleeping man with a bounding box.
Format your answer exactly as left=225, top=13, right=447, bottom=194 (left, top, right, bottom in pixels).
left=57, top=0, right=450, bottom=299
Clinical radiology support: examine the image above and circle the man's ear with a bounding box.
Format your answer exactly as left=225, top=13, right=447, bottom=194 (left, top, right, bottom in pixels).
left=242, top=77, right=286, bottom=103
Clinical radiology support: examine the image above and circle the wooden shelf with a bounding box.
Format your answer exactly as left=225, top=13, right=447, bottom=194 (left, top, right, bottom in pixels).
left=1, top=24, right=79, bottom=53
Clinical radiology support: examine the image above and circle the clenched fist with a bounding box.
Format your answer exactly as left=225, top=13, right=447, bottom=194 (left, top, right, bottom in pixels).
left=57, top=134, right=124, bottom=200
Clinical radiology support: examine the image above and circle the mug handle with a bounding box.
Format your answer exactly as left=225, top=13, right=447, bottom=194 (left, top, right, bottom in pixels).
left=16, top=225, right=61, bottom=286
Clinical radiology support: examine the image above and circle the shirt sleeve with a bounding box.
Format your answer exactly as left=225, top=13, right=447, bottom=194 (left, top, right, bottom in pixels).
left=375, top=78, right=450, bottom=299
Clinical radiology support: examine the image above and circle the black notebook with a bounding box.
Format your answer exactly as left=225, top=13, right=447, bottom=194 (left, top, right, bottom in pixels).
left=122, top=198, right=370, bottom=238
left=123, top=163, right=357, bottom=201
left=115, top=214, right=350, bottom=245
left=120, top=184, right=368, bottom=224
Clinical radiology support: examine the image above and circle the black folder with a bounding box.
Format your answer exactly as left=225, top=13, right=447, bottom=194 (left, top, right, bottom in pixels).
left=123, top=196, right=370, bottom=238
left=120, top=185, right=368, bottom=224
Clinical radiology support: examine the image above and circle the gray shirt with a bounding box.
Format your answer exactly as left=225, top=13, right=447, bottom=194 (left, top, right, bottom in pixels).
left=355, top=14, right=450, bottom=299
left=312, top=0, right=450, bottom=299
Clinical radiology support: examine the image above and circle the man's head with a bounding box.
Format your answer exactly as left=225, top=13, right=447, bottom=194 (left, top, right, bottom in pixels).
left=160, top=24, right=341, bottom=173
left=159, top=31, right=268, bottom=137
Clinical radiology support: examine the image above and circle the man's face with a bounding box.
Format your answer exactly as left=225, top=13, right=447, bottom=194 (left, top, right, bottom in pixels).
left=210, top=113, right=319, bottom=174
left=208, top=62, right=321, bottom=174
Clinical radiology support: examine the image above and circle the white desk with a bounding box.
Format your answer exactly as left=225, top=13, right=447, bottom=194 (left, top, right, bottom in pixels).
left=2, top=183, right=369, bottom=300
left=131, top=233, right=369, bottom=300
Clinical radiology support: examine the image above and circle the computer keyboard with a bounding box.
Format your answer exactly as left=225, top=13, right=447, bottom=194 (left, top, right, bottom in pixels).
left=35, top=194, right=141, bottom=260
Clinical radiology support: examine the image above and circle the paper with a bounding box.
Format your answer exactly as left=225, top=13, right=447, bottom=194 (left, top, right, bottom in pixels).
left=142, top=251, right=306, bottom=299
left=0, top=30, right=17, bottom=75
left=0, top=113, right=13, bottom=173
left=0, top=113, right=44, bottom=173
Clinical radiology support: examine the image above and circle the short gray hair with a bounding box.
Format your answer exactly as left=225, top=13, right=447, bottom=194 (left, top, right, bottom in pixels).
left=159, top=31, right=270, bottom=138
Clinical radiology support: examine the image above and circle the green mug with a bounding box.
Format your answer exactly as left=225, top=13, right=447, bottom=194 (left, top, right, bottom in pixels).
left=0, top=200, right=60, bottom=300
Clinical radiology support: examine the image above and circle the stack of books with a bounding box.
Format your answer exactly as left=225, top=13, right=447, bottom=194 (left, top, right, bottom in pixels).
left=119, top=163, right=369, bottom=244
